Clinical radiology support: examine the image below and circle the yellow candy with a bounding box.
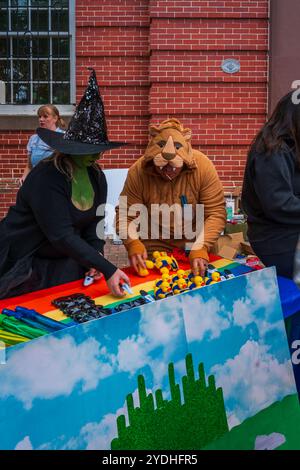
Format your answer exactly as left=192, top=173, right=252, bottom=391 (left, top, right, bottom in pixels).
left=138, top=267, right=149, bottom=277
left=160, top=267, right=169, bottom=275
left=193, top=275, right=204, bottom=286
left=177, top=269, right=186, bottom=278
left=211, top=272, right=221, bottom=282
left=161, top=281, right=171, bottom=292
left=145, top=260, right=154, bottom=269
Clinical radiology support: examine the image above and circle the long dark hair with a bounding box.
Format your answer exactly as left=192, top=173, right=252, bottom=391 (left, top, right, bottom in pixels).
left=250, top=90, right=300, bottom=164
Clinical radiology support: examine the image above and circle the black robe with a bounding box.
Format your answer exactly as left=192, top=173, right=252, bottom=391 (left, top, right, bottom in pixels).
left=242, top=143, right=300, bottom=256
left=0, top=161, right=117, bottom=299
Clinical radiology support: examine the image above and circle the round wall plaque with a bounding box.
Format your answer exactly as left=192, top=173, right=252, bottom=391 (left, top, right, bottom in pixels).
left=221, top=58, right=240, bottom=74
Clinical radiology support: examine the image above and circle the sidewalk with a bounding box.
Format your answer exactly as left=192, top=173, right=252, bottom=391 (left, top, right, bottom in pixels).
left=104, top=239, right=129, bottom=268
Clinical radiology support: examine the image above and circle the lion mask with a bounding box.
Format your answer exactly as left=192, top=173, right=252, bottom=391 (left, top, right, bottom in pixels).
left=142, top=118, right=197, bottom=180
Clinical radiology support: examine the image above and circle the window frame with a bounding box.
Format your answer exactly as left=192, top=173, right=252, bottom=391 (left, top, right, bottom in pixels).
left=0, top=0, right=76, bottom=115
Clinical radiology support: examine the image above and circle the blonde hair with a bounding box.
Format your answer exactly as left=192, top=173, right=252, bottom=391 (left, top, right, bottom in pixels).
left=43, top=152, right=100, bottom=180
left=37, top=105, right=66, bottom=130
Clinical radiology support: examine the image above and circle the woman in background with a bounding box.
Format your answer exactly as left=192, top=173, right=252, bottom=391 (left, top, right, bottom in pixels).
left=20, top=104, right=66, bottom=183
left=242, top=90, right=300, bottom=278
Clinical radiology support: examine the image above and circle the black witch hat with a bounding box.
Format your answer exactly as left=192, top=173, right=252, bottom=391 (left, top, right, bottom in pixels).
left=37, top=69, right=126, bottom=155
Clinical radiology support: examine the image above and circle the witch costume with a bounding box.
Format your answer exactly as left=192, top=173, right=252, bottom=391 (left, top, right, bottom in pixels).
left=0, top=69, right=126, bottom=299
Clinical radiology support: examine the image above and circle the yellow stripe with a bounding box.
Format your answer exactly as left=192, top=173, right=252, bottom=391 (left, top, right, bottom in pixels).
left=93, top=280, right=156, bottom=306
left=42, top=309, right=70, bottom=322
left=211, top=258, right=233, bottom=269
left=0, top=328, right=29, bottom=345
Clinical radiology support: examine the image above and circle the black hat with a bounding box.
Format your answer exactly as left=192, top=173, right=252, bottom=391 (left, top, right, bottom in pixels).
left=37, top=69, right=126, bottom=155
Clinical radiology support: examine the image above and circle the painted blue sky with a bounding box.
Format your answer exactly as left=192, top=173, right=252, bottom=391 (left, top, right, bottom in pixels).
left=0, top=267, right=296, bottom=449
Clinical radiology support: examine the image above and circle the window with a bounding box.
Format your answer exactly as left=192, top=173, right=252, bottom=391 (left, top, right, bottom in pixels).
left=0, top=0, right=75, bottom=112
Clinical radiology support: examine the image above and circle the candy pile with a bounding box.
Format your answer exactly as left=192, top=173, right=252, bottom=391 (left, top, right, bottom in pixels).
left=153, top=265, right=235, bottom=300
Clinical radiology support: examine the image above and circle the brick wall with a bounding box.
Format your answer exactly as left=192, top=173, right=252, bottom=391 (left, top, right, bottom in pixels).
left=149, top=0, right=269, bottom=188
left=0, top=0, right=269, bottom=219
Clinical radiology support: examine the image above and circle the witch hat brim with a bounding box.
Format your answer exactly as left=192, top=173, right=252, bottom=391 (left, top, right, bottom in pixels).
left=37, top=127, right=126, bottom=155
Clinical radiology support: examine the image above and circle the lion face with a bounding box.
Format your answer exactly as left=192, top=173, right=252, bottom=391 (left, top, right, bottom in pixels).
left=142, top=118, right=195, bottom=180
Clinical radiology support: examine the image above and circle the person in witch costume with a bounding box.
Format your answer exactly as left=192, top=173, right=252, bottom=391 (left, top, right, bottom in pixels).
left=0, top=69, right=129, bottom=299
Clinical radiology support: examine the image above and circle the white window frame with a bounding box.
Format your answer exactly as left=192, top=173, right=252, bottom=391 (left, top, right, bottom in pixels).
left=0, top=0, right=76, bottom=116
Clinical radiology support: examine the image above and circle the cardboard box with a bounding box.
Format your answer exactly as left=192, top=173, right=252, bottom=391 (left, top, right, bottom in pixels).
left=218, top=245, right=239, bottom=259
left=212, top=232, right=253, bottom=260
left=212, top=232, right=244, bottom=255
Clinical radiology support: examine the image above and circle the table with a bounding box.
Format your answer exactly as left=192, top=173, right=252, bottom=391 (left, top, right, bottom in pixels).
left=0, top=258, right=298, bottom=450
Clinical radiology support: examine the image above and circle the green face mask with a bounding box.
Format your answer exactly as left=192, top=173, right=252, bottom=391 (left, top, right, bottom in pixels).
left=70, top=154, right=100, bottom=168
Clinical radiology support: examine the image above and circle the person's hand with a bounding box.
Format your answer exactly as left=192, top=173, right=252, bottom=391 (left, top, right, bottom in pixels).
left=19, top=168, right=30, bottom=186
left=107, top=268, right=131, bottom=297
left=85, top=268, right=103, bottom=281
left=129, top=250, right=148, bottom=274
left=190, top=257, right=208, bottom=277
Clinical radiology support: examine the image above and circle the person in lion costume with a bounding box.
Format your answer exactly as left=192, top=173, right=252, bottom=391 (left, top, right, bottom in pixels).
left=115, top=118, right=226, bottom=276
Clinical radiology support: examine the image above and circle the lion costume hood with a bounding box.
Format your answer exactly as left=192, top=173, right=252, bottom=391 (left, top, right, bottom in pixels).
left=141, top=118, right=197, bottom=178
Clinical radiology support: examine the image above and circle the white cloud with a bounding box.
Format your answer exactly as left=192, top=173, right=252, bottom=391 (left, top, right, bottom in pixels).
left=116, top=297, right=184, bottom=385
left=79, top=412, right=120, bottom=450
left=117, top=335, right=149, bottom=375
left=231, top=298, right=253, bottom=328
left=211, top=340, right=296, bottom=422
left=229, top=269, right=286, bottom=344
left=0, top=335, right=115, bottom=409
left=245, top=268, right=278, bottom=314
left=15, top=436, right=33, bottom=450
left=64, top=387, right=154, bottom=450
left=182, top=294, right=230, bottom=342
left=139, top=297, right=183, bottom=349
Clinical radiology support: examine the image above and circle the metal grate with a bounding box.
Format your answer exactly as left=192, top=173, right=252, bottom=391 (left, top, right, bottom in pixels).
left=0, top=0, right=71, bottom=105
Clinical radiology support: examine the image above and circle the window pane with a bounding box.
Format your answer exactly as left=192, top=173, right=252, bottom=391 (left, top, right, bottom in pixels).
left=0, top=9, right=8, bottom=30
left=53, top=59, right=69, bottom=81
left=12, top=37, right=31, bottom=57
left=51, top=9, right=68, bottom=31
left=14, top=83, right=29, bottom=103
left=53, top=83, right=69, bottom=104
left=0, top=60, right=10, bottom=81
left=5, top=82, right=10, bottom=102
left=11, top=9, right=28, bottom=31
left=0, top=1, right=8, bottom=7
left=11, top=1, right=28, bottom=6
left=13, top=59, right=29, bottom=80
left=33, top=83, right=49, bottom=103
left=31, top=9, right=49, bottom=31
left=33, top=60, right=49, bottom=81
left=52, top=37, right=69, bottom=57
left=51, top=0, right=68, bottom=7
left=31, top=0, right=48, bottom=5
left=0, top=37, right=10, bottom=58
left=32, top=37, right=49, bottom=58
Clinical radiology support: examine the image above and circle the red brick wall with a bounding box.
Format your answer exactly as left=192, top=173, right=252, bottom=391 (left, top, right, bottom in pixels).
left=149, top=0, right=269, bottom=189
left=0, top=0, right=269, bottom=218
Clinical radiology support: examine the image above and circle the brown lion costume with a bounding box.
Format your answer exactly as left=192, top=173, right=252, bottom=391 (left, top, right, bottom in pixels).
left=115, top=118, right=226, bottom=262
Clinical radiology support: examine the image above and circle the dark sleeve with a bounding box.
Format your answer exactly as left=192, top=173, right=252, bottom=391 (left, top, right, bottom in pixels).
left=26, top=169, right=117, bottom=280
left=252, top=150, right=300, bottom=225
left=81, top=171, right=107, bottom=255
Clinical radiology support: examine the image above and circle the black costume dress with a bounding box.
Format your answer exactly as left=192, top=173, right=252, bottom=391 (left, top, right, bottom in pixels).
left=242, top=141, right=300, bottom=278
left=0, top=161, right=117, bottom=299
